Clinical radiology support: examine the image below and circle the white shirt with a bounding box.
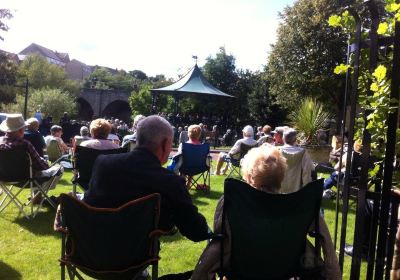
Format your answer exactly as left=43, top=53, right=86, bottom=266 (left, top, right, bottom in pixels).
left=80, top=139, right=119, bottom=150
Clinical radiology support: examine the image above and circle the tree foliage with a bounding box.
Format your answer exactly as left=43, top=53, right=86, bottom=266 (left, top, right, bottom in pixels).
left=0, top=9, right=12, bottom=41
left=128, top=84, right=153, bottom=116
left=201, top=47, right=241, bottom=123
left=4, top=87, right=76, bottom=122
left=267, top=0, right=348, bottom=113
left=328, top=0, right=399, bottom=180
left=0, top=52, right=18, bottom=106
left=18, top=54, right=79, bottom=96
left=246, top=70, right=283, bottom=126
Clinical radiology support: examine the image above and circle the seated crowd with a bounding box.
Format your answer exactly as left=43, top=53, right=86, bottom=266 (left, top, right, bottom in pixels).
left=0, top=112, right=344, bottom=279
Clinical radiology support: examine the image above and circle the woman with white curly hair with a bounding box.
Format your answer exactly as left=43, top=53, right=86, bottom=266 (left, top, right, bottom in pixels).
left=191, top=144, right=340, bottom=280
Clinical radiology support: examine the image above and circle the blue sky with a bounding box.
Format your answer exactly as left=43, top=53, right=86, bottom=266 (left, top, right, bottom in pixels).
left=1, top=0, right=295, bottom=79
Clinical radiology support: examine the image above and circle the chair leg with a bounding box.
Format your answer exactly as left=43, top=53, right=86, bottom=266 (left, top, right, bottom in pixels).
left=66, top=265, right=76, bottom=280
left=61, top=263, right=65, bottom=280
left=152, top=263, right=158, bottom=280
left=208, top=170, right=211, bottom=191
left=0, top=186, right=30, bottom=219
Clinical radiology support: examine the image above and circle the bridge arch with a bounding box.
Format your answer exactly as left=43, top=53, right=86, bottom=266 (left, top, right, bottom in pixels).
left=102, top=100, right=131, bottom=123
left=77, top=97, right=94, bottom=120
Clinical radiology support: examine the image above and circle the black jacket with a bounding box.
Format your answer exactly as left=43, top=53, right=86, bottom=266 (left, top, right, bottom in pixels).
left=84, top=147, right=209, bottom=242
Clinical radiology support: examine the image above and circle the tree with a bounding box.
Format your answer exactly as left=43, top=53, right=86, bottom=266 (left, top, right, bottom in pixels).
left=247, top=71, right=273, bottom=124
left=0, top=52, right=18, bottom=106
left=203, top=47, right=238, bottom=95
left=18, top=54, right=79, bottom=96
left=5, top=87, right=76, bottom=122
left=129, top=70, right=148, bottom=81
left=267, top=0, right=348, bottom=115
left=128, top=84, right=153, bottom=116
left=202, top=47, right=240, bottom=121
left=0, top=9, right=12, bottom=41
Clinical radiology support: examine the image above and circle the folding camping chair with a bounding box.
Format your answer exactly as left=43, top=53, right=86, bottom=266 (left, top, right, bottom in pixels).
left=54, top=193, right=163, bottom=280
left=46, top=138, right=71, bottom=168
left=179, top=143, right=211, bottom=191
left=225, top=143, right=256, bottom=178
left=72, top=146, right=128, bottom=193
left=218, top=178, right=323, bottom=279
left=0, top=146, right=62, bottom=218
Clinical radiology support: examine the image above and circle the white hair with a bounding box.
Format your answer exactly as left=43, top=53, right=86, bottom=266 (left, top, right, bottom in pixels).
left=136, top=115, right=173, bottom=151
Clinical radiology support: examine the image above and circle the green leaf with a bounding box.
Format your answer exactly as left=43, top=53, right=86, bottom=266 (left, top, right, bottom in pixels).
left=328, top=15, right=342, bottom=27
left=372, top=65, right=387, bottom=83
left=377, top=22, right=389, bottom=35
left=370, top=82, right=379, bottom=92
left=386, top=3, right=400, bottom=13
left=334, top=64, right=350, bottom=75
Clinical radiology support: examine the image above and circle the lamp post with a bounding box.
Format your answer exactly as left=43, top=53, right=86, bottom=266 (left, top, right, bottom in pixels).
left=23, top=78, right=29, bottom=119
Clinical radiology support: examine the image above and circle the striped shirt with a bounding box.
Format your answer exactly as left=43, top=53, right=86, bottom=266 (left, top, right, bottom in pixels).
left=0, top=135, right=49, bottom=171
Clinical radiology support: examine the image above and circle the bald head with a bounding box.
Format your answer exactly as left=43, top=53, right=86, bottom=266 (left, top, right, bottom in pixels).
left=136, top=115, right=173, bottom=156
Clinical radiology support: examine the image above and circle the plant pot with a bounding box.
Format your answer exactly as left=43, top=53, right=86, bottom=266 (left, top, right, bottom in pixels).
left=301, top=144, right=332, bottom=164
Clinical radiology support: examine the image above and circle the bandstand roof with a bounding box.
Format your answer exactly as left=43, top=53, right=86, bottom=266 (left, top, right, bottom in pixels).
left=151, top=64, right=234, bottom=98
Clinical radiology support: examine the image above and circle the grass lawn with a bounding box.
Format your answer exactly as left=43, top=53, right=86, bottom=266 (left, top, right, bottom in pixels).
left=0, top=168, right=364, bottom=279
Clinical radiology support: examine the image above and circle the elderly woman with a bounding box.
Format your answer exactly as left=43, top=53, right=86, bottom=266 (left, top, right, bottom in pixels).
left=71, top=126, right=91, bottom=153
left=169, top=124, right=203, bottom=175
left=80, top=118, right=119, bottom=150
left=178, top=124, right=202, bottom=151
left=191, top=144, right=340, bottom=280
left=24, top=117, right=46, bottom=157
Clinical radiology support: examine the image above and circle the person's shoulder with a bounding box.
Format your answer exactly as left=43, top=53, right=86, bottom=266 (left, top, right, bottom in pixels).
left=95, top=150, right=129, bottom=166
left=123, top=134, right=134, bottom=141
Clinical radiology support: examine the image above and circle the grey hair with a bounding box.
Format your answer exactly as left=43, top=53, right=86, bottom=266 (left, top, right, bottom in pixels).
left=136, top=115, right=173, bottom=151
left=283, top=128, right=297, bottom=145
left=133, top=114, right=145, bottom=129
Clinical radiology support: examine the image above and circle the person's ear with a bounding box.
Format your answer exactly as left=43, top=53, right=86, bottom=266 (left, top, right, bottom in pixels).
left=161, top=138, right=167, bottom=152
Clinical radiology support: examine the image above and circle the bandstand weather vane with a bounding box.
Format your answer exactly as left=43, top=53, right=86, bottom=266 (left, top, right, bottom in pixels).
left=192, top=55, right=198, bottom=64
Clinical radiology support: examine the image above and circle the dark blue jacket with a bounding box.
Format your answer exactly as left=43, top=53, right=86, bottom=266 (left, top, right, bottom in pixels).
left=84, top=147, right=210, bottom=242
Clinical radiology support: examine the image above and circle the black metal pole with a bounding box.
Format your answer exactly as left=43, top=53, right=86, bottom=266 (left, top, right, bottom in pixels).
left=338, top=9, right=362, bottom=271
left=374, top=20, right=400, bottom=280
left=334, top=36, right=351, bottom=249
left=23, top=78, right=29, bottom=119
left=350, top=2, right=379, bottom=278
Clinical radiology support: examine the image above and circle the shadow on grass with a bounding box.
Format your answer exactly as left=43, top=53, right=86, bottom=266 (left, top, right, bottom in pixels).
left=0, top=261, right=22, bottom=279
left=58, top=177, right=71, bottom=186
left=322, top=197, right=356, bottom=215
left=160, top=231, right=184, bottom=243
left=190, top=189, right=223, bottom=206
left=13, top=208, right=59, bottom=236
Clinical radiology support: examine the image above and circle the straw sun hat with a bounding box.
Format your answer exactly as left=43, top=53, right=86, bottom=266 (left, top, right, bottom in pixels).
left=0, top=114, right=28, bottom=133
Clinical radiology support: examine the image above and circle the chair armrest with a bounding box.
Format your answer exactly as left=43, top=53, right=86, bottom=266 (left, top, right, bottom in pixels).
left=314, top=163, right=335, bottom=174
left=49, top=154, right=70, bottom=167
left=53, top=205, right=68, bottom=233
left=149, top=227, right=178, bottom=239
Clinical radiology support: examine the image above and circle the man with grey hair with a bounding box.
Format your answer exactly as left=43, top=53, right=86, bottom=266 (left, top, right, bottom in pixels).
left=279, top=128, right=314, bottom=193
left=84, top=115, right=210, bottom=242
left=214, top=125, right=257, bottom=175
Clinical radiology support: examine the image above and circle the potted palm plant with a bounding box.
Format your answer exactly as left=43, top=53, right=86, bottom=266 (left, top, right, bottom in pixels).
left=290, top=98, right=332, bottom=163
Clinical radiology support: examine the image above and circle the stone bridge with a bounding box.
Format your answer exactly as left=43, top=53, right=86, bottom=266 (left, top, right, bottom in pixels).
left=78, top=89, right=132, bottom=122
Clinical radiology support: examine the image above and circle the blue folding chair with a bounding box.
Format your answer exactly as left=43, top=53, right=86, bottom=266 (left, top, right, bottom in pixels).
left=225, top=143, right=257, bottom=178
left=179, top=143, right=211, bottom=192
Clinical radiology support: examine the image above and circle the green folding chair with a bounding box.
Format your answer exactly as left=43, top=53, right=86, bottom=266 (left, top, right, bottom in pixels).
left=219, top=178, right=324, bottom=279
left=55, top=193, right=163, bottom=280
